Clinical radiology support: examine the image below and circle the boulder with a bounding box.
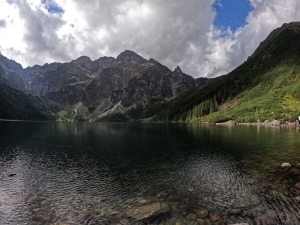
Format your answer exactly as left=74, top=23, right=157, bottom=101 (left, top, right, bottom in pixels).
left=228, top=223, right=249, bottom=225
left=197, top=218, right=205, bottom=225
left=270, top=120, right=281, bottom=126
left=294, top=182, right=300, bottom=189
left=228, top=208, right=243, bottom=215
left=186, top=213, right=197, bottom=220
left=196, top=209, right=208, bottom=218
left=210, top=213, right=221, bottom=222
left=281, top=163, right=291, bottom=168
left=215, top=220, right=226, bottom=225
left=126, top=200, right=169, bottom=222
left=290, top=168, right=300, bottom=174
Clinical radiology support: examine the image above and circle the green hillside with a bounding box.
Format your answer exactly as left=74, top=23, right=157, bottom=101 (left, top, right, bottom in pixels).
left=0, top=83, right=56, bottom=121
left=142, top=22, right=300, bottom=123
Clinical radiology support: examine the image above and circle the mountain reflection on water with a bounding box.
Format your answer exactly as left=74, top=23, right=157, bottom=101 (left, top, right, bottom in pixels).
left=0, top=121, right=300, bottom=225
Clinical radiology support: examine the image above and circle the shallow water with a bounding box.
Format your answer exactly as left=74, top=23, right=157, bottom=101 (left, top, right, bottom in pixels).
left=0, top=121, right=300, bottom=225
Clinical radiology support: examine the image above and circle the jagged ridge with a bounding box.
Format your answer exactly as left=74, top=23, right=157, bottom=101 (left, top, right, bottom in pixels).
left=0, top=50, right=205, bottom=121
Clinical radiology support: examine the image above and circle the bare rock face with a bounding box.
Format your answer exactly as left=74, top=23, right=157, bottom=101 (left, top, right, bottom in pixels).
left=171, top=65, right=196, bottom=95
left=0, top=54, right=25, bottom=90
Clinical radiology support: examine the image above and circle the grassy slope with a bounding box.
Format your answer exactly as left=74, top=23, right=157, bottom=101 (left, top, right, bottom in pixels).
left=0, top=83, right=55, bottom=120
left=144, top=22, right=300, bottom=123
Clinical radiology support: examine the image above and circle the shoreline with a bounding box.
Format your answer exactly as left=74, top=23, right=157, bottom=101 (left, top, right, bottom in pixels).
left=216, top=119, right=300, bottom=128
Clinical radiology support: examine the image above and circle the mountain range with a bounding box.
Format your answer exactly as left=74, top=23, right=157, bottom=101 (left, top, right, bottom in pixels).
left=0, top=49, right=207, bottom=121
left=1, top=22, right=300, bottom=123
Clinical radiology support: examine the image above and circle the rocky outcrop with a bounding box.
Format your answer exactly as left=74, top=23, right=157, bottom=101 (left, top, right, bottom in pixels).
left=170, top=65, right=196, bottom=95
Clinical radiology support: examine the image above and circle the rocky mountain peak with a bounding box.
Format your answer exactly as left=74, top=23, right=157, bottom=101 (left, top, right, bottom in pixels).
left=175, top=65, right=182, bottom=73
left=0, top=54, right=23, bottom=71
left=148, top=58, right=158, bottom=63
left=116, top=50, right=147, bottom=64
left=249, top=22, right=298, bottom=59
left=172, top=65, right=184, bottom=77
left=71, top=56, right=92, bottom=64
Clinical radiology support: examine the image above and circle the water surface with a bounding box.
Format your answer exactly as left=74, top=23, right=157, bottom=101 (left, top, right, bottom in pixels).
left=1, top=121, right=300, bottom=224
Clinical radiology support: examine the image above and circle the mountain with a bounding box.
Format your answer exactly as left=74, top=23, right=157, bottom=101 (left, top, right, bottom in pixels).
left=0, top=83, right=55, bottom=120
left=2, top=22, right=299, bottom=123
left=143, top=22, right=300, bottom=123
left=0, top=53, right=25, bottom=90
left=0, top=50, right=205, bottom=121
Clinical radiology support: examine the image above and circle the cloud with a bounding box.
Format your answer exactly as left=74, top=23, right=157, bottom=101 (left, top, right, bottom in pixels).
left=207, top=0, right=300, bottom=77
left=0, top=0, right=300, bottom=77
left=0, top=19, right=7, bottom=28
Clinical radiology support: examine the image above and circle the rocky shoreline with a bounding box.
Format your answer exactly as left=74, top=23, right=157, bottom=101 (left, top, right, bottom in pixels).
left=216, top=119, right=300, bottom=128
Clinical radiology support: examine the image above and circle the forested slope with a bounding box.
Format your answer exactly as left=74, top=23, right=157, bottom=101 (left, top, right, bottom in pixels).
left=0, top=83, right=55, bottom=120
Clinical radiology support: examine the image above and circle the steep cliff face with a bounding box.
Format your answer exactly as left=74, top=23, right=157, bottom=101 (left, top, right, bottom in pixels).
left=112, top=65, right=173, bottom=107
left=0, top=54, right=25, bottom=90
left=0, top=83, right=55, bottom=120
left=170, top=66, right=197, bottom=95
left=79, top=50, right=205, bottom=121
left=21, top=56, right=117, bottom=104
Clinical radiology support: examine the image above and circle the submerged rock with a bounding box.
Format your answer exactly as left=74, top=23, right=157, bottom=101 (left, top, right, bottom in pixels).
left=209, top=213, right=221, bottom=222
left=228, top=208, right=243, bottom=215
left=294, top=182, right=300, bottom=189
left=228, top=223, right=249, bottom=225
left=126, top=200, right=169, bottom=222
left=196, top=209, right=209, bottom=218
left=186, top=213, right=197, bottom=220
left=33, top=211, right=50, bottom=222
left=215, top=220, right=226, bottom=225
left=290, top=168, right=300, bottom=174
left=281, top=163, right=291, bottom=168
left=196, top=218, right=206, bottom=225
left=80, top=210, right=90, bottom=217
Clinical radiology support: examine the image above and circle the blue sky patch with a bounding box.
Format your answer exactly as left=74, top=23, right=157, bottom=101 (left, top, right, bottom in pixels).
left=42, top=0, right=64, bottom=14
left=213, top=0, right=253, bottom=32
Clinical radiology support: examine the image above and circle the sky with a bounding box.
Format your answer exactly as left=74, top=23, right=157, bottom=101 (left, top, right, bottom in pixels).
left=0, top=0, right=300, bottom=78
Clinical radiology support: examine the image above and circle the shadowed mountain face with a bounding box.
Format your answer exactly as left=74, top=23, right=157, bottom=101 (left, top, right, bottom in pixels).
left=0, top=54, right=25, bottom=90
left=0, top=83, right=55, bottom=121
left=0, top=50, right=206, bottom=121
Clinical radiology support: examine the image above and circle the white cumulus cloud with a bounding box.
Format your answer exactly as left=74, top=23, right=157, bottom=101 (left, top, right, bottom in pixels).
left=0, top=0, right=300, bottom=78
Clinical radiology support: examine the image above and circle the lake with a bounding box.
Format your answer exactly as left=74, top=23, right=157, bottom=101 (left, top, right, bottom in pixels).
left=0, top=121, right=300, bottom=225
